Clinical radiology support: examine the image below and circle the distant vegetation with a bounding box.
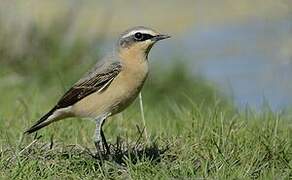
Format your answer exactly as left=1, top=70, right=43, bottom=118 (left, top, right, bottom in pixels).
left=0, top=3, right=291, bottom=179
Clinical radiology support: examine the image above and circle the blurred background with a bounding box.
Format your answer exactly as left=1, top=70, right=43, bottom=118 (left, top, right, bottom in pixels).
left=0, top=0, right=291, bottom=118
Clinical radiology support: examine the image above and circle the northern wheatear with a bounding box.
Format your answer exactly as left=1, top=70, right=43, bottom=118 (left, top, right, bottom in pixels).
left=25, top=26, right=170, bottom=152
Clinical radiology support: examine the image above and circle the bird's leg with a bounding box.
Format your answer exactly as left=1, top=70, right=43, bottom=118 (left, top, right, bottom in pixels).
left=94, top=116, right=105, bottom=153
left=94, top=115, right=110, bottom=155
left=100, top=126, right=110, bottom=154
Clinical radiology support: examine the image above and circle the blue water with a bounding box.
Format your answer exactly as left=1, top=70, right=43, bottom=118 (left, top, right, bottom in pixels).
left=156, top=18, right=292, bottom=110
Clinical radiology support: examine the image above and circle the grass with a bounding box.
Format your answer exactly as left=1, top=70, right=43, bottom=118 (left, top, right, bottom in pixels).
left=0, top=17, right=291, bottom=179
left=0, top=65, right=291, bottom=179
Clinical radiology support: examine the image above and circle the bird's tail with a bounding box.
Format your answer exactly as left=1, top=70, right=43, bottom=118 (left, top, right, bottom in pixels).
left=24, top=107, right=57, bottom=134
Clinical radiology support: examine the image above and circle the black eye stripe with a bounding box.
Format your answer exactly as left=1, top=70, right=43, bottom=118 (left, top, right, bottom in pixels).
left=119, top=33, right=155, bottom=48
left=134, top=33, right=154, bottom=41
left=142, top=34, right=154, bottom=40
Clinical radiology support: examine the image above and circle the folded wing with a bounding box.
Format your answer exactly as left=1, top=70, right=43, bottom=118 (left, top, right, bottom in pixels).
left=25, top=61, right=122, bottom=134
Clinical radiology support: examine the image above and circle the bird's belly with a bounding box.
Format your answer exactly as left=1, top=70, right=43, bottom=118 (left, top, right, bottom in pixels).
left=71, top=69, right=148, bottom=118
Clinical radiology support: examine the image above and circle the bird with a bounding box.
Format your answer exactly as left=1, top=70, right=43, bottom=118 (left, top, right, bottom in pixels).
left=24, top=26, right=170, bottom=153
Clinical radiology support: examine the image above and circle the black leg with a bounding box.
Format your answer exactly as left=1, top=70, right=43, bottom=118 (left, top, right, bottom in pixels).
left=100, top=128, right=110, bottom=154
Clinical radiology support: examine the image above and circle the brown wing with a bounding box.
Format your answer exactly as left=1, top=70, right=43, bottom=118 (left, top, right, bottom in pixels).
left=25, top=61, right=122, bottom=134
left=56, top=62, right=122, bottom=109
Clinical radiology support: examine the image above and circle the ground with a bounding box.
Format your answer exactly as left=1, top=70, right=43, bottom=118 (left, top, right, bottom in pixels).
left=0, top=64, right=291, bottom=179
left=0, top=25, right=291, bottom=179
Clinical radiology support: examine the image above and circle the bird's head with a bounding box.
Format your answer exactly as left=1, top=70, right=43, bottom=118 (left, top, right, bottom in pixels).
left=117, top=26, right=170, bottom=59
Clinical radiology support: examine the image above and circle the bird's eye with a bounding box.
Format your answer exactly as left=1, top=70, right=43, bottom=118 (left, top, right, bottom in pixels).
left=134, top=32, right=143, bottom=40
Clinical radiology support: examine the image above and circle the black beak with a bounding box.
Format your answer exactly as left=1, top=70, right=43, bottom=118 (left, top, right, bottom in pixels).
left=152, top=34, right=171, bottom=41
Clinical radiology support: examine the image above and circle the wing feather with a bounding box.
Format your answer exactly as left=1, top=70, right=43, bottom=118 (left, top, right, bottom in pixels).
left=24, top=60, right=122, bottom=134
left=56, top=62, right=122, bottom=109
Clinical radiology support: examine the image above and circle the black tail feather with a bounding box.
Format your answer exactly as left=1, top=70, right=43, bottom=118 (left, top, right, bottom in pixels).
left=25, top=107, right=57, bottom=134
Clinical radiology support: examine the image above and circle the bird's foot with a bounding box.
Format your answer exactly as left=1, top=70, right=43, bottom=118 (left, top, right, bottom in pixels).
left=94, top=140, right=112, bottom=162
left=94, top=140, right=102, bottom=152
left=94, top=140, right=105, bottom=160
